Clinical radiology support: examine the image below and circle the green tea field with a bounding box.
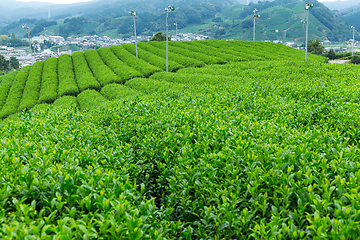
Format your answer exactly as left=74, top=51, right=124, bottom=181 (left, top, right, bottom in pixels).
left=1, top=40, right=360, bottom=239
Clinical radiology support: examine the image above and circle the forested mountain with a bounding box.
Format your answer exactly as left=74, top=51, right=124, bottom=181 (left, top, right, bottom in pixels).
left=337, top=5, right=360, bottom=30
left=0, top=0, right=358, bottom=43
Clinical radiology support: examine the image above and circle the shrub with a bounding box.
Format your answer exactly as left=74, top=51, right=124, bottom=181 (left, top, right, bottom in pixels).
left=125, top=77, right=175, bottom=95
left=152, top=41, right=222, bottom=65
left=327, top=49, right=336, bottom=60
left=84, top=49, right=123, bottom=86
left=122, top=43, right=182, bottom=72
left=101, top=83, right=141, bottom=100
left=97, top=47, right=142, bottom=83
left=58, top=54, right=79, bottom=97
left=137, top=42, right=204, bottom=68
left=0, top=68, right=30, bottom=118
left=110, top=45, right=161, bottom=77
left=351, top=55, right=360, bottom=64
left=18, top=61, right=44, bottom=110
left=77, top=89, right=109, bottom=111
left=39, top=57, right=58, bottom=104
left=72, top=52, right=101, bottom=91
left=53, top=95, right=79, bottom=109
left=0, top=71, right=17, bottom=110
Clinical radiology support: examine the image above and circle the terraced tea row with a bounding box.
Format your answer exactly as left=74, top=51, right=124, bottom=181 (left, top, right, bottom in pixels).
left=0, top=41, right=324, bottom=119
left=1, top=59, right=360, bottom=239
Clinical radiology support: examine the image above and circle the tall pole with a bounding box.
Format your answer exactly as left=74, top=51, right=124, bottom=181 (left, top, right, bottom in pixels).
left=174, top=22, right=178, bottom=36
left=305, top=9, right=309, bottom=62
left=131, top=11, right=138, bottom=58
left=305, top=3, right=313, bottom=62
left=165, top=6, right=175, bottom=72
left=23, top=26, right=34, bottom=64
left=166, top=9, right=169, bottom=72
left=253, top=9, right=256, bottom=41
left=253, top=9, right=260, bottom=41
left=351, top=26, right=355, bottom=56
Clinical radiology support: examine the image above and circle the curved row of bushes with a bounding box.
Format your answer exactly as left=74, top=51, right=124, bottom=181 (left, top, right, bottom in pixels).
left=19, top=61, right=44, bottom=110
left=97, top=47, right=141, bottom=83
left=0, top=71, right=17, bottom=111
left=77, top=89, right=109, bottom=112
left=109, top=45, right=161, bottom=77
left=72, top=52, right=101, bottom=91
left=0, top=67, right=30, bottom=118
left=100, top=83, right=141, bottom=100
left=138, top=42, right=204, bottom=68
left=58, top=54, right=79, bottom=97
left=122, top=43, right=183, bottom=72
left=84, top=49, right=123, bottom=86
left=39, top=58, right=58, bottom=104
left=156, top=41, right=225, bottom=65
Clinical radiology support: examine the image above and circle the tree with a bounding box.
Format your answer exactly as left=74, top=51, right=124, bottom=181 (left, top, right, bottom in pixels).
left=351, top=55, right=360, bottom=64
left=10, top=56, right=19, bottom=70
left=150, top=32, right=170, bottom=42
left=0, top=55, right=8, bottom=71
left=307, top=39, right=325, bottom=56
left=326, top=49, right=336, bottom=60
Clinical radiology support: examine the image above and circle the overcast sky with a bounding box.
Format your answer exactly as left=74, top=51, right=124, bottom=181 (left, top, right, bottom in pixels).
left=15, top=0, right=350, bottom=4
left=16, top=0, right=93, bottom=4
left=317, top=0, right=349, bottom=2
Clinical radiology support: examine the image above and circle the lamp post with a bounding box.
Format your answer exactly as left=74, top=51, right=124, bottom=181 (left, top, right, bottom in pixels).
left=275, top=29, right=279, bottom=42
left=174, top=22, right=178, bottom=36
left=351, top=25, right=355, bottom=56
left=23, top=25, right=34, bottom=64
left=165, top=6, right=175, bottom=72
left=253, top=8, right=260, bottom=41
left=130, top=11, right=138, bottom=58
left=305, top=3, right=313, bottom=62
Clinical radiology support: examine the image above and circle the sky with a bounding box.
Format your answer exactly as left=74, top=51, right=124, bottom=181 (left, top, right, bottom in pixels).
left=318, top=0, right=352, bottom=2
left=16, top=0, right=93, bottom=4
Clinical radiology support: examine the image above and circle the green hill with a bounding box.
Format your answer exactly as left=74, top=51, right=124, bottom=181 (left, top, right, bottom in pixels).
left=2, top=0, right=358, bottom=43
left=1, top=40, right=360, bottom=238
left=339, top=7, right=360, bottom=30
left=0, top=40, right=324, bottom=119
left=208, top=0, right=359, bottom=42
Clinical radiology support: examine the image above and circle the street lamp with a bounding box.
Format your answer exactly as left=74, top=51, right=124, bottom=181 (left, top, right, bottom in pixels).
left=305, top=3, right=313, bottom=62
left=130, top=11, right=138, bottom=58
left=275, top=29, right=279, bottom=42
left=22, top=25, right=34, bottom=64
left=165, top=6, right=175, bottom=72
left=174, top=22, right=178, bottom=36
left=351, top=25, right=355, bottom=56
left=253, top=8, right=260, bottom=41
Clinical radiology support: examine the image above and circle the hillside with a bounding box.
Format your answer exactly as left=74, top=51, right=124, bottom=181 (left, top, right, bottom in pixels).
left=1, top=40, right=360, bottom=238
left=1, top=0, right=358, bottom=42
left=338, top=7, right=360, bottom=30
left=203, top=0, right=358, bottom=42
left=0, top=40, right=324, bottom=119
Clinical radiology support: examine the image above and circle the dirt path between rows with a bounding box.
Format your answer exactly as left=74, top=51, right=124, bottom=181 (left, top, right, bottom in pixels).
left=328, top=60, right=350, bottom=64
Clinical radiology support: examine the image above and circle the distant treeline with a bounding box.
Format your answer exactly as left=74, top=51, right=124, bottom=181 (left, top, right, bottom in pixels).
left=0, top=18, right=57, bottom=38
left=57, top=3, right=221, bottom=38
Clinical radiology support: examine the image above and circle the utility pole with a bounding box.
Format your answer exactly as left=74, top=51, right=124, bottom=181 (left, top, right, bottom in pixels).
left=305, top=3, right=313, bottom=62
left=174, top=22, right=178, bottom=36
left=23, top=25, right=34, bottom=64
left=130, top=11, right=138, bottom=58
left=253, top=8, right=260, bottom=41
left=165, top=6, right=175, bottom=72
left=351, top=25, right=355, bottom=56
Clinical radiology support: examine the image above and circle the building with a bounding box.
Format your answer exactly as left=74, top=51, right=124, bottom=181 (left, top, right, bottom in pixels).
left=32, top=36, right=49, bottom=43
left=49, top=36, right=65, bottom=44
